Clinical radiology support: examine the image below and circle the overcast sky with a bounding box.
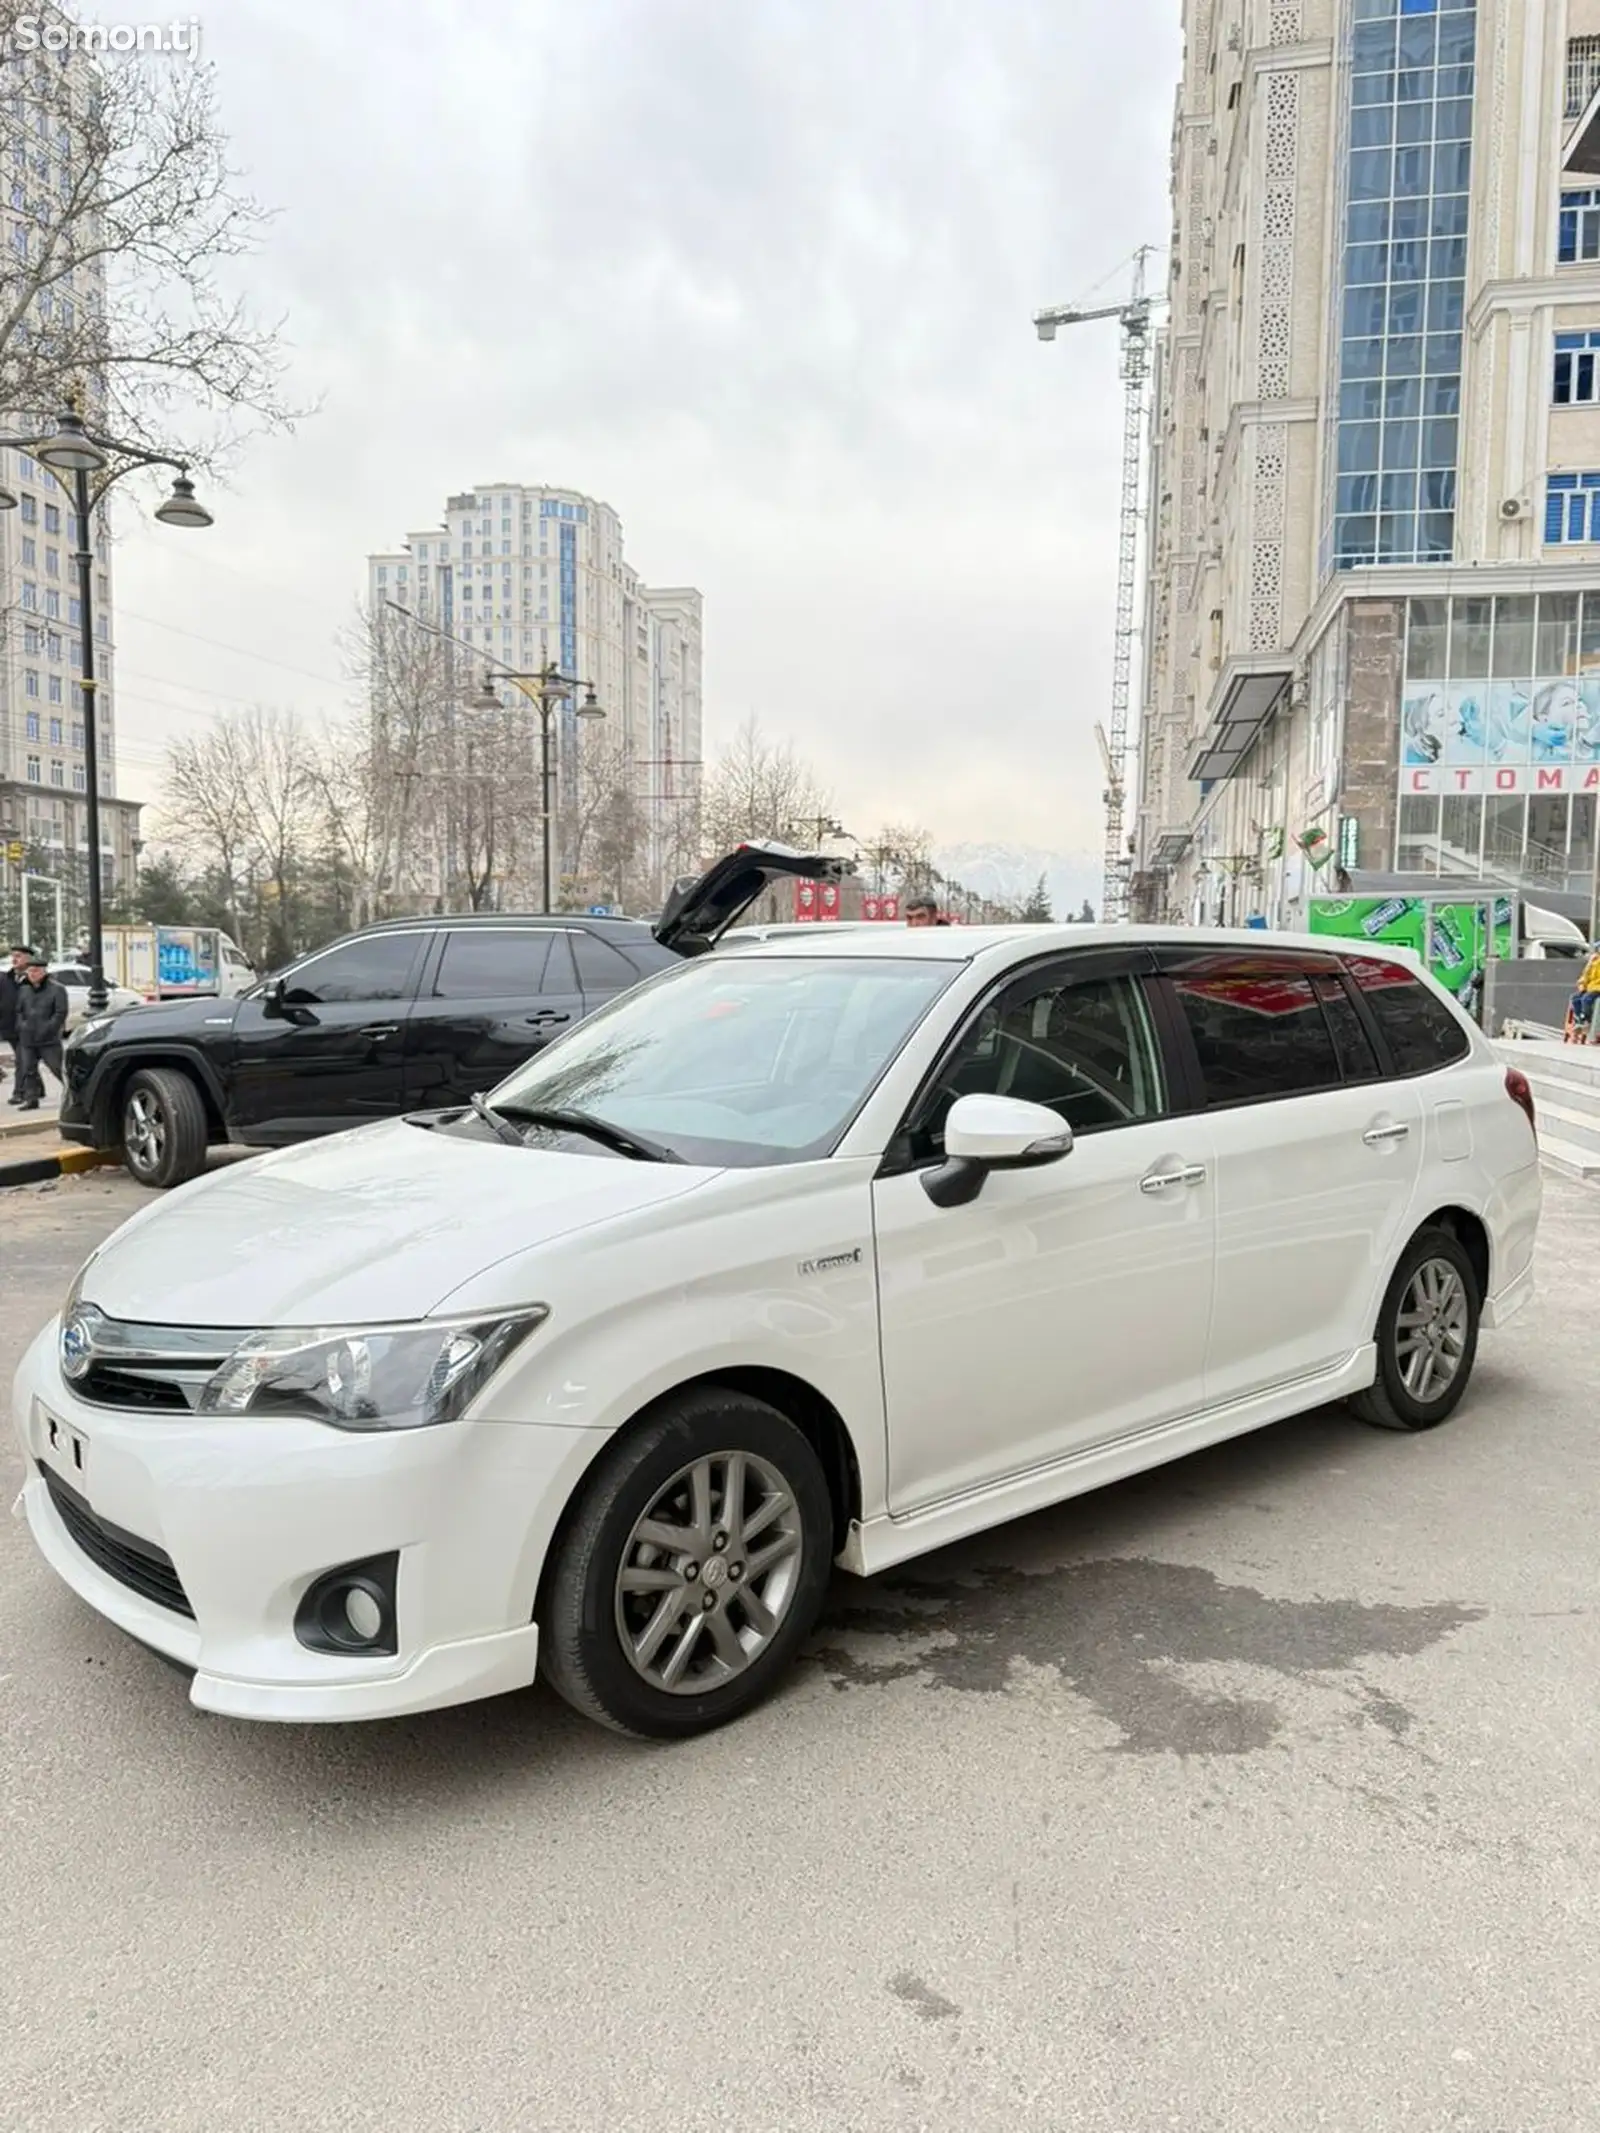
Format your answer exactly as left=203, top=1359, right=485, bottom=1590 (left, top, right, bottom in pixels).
left=110, top=0, right=1181, bottom=870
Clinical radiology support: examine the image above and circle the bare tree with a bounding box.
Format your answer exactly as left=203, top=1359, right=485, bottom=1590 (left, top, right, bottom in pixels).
left=342, top=601, right=461, bottom=918
left=159, top=707, right=317, bottom=961
left=699, top=719, right=832, bottom=857
left=565, top=735, right=653, bottom=912
left=0, top=0, right=299, bottom=461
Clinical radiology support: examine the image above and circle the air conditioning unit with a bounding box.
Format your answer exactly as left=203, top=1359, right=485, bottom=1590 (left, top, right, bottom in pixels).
left=1500, top=496, right=1529, bottom=521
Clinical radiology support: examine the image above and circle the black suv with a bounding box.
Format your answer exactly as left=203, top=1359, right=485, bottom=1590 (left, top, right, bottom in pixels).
left=61, top=847, right=845, bottom=1188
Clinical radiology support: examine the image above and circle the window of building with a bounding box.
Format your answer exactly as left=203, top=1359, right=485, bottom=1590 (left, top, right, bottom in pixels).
left=48, top=717, right=61, bottom=745
left=20, top=581, right=35, bottom=610
left=1332, top=1, right=1476, bottom=569
left=72, top=764, right=85, bottom=791
left=19, top=494, right=35, bottom=523
left=20, top=535, right=34, bottom=567
left=48, top=674, right=62, bottom=703
left=44, top=546, right=57, bottom=575
left=23, top=624, right=40, bottom=654
left=26, top=756, right=39, bottom=784
left=23, top=668, right=38, bottom=697
left=49, top=760, right=63, bottom=787
left=376, top=564, right=387, bottom=581
left=43, top=502, right=58, bottom=533
left=71, top=722, right=82, bottom=748
left=1545, top=472, right=1600, bottom=543
left=44, top=589, right=59, bottom=618
left=1568, top=35, right=1600, bottom=120
left=24, top=710, right=38, bottom=740
left=1554, top=331, right=1600, bottom=405
left=1560, top=189, right=1600, bottom=264
left=46, top=631, right=60, bottom=661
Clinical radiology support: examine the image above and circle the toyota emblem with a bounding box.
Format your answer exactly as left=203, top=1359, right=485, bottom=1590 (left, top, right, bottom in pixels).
left=59, top=1308, right=99, bottom=1382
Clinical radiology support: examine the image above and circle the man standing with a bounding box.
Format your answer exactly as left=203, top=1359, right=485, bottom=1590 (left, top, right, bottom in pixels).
left=1, top=943, right=32, bottom=1100
left=13, top=951, right=68, bottom=1111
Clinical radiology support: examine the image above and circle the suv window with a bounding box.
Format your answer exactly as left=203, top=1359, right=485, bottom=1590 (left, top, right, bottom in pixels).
left=571, top=928, right=643, bottom=991
left=1343, top=955, right=1470, bottom=1074
left=1171, top=958, right=1345, bottom=1104
left=1313, top=970, right=1381, bottom=1082
left=434, top=930, right=553, bottom=998
left=281, top=932, right=418, bottom=1005
left=906, top=968, right=1165, bottom=1161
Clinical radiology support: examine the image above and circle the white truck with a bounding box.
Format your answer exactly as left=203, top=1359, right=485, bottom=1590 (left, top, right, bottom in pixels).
left=96, top=924, right=257, bottom=1001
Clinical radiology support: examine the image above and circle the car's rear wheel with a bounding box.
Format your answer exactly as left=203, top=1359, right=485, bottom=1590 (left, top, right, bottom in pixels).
left=539, top=1387, right=834, bottom=1738
left=121, top=1067, right=209, bottom=1190
left=1349, top=1226, right=1480, bottom=1433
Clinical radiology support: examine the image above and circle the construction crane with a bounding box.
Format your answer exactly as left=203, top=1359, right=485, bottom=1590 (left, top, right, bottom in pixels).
left=1034, top=245, right=1161, bottom=924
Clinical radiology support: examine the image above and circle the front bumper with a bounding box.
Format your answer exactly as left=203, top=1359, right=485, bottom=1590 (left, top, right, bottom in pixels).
left=11, top=1320, right=600, bottom=1722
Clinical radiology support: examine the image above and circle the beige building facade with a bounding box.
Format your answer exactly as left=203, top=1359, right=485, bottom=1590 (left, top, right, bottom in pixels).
left=1137, top=0, right=1600, bottom=927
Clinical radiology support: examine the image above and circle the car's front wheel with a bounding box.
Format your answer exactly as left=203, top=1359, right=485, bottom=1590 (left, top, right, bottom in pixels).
left=539, top=1387, right=835, bottom=1738
left=1349, top=1225, right=1481, bottom=1433
left=121, top=1067, right=209, bottom=1190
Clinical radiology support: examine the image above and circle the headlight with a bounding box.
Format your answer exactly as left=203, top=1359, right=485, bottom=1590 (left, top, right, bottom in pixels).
left=67, top=1015, right=116, bottom=1048
left=196, top=1309, right=548, bottom=1431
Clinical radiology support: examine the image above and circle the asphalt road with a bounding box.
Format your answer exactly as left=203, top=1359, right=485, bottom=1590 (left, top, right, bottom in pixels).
left=1, top=1167, right=1596, bottom=2133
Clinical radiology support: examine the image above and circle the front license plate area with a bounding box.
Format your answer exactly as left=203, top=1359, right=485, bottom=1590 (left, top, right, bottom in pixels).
left=38, top=1409, right=89, bottom=1489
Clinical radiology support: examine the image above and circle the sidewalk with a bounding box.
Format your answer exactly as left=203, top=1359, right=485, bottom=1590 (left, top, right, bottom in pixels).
left=0, top=1085, right=116, bottom=1188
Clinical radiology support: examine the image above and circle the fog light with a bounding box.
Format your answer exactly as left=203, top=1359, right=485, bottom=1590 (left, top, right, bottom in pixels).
left=342, top=1586, right=381, bottom=1640
left=294, top=1552, right=399, bottom=1658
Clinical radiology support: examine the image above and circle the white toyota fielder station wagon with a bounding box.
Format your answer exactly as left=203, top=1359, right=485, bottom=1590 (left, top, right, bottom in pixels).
left=12, top=853, right=1542, bottom=1739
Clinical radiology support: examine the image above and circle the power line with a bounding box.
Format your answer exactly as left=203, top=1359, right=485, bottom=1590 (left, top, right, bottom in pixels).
left=114, top=608, right=348, bottom=689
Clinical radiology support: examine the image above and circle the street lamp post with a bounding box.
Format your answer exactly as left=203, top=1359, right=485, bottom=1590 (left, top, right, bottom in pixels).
left=0, top=407, right=212, bottom=1011
left=383, top=600, right=604, bottom=916
left=470, top=666, right=604, bottom=914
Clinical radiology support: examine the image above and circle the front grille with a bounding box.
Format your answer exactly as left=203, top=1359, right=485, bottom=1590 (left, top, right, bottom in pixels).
left=64, top=1313, right=235, bottom=1413
left=78, top=1363, right=195, bottom=1412
left=38, top=1463, right=195, bottom=1618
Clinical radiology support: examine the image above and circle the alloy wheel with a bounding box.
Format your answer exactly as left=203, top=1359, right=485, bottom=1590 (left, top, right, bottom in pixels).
left=613, top=1450, right=805, bottom=1695
left=1394, top=1256, right=1470, bottom=1405
left=124, top=1089, right=166, bottom=1174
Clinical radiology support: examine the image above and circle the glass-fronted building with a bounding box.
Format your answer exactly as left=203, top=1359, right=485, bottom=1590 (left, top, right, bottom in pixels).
left=1136, top=0, right=1600, bottom=929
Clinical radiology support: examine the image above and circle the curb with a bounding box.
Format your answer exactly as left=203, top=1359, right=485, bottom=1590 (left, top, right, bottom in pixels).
left=0, top=1145, right=120, bottom=1190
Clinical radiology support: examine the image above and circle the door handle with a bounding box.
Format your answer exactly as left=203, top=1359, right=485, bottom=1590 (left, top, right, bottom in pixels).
left=359, top=1023, right=400, bottom=1040
left=525, top=1010, right=571, bottom=1026
left=1141, top=1164, right=1206, bottom=1194
left=1363, top=1123, right=1410, bottom=1145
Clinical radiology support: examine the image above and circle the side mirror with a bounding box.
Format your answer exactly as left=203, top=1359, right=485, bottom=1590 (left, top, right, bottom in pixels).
left=261, top=976, right=288, bottom=1015
left=921, top=1093, right=1073, bottom=1209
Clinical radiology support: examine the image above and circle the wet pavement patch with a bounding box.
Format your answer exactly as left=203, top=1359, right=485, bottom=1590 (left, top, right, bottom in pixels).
left=807, top=1557, right=1483, bottom=1755
left=887, top=1972, right=960, bottom=2021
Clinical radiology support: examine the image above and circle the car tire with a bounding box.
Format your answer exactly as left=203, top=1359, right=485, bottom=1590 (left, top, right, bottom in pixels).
left=1348, top=1225, right=1481, bottom=1434
left=538, top=1386, right=835, bottom=1739
left=121, top=1067, right=209, bottom=1191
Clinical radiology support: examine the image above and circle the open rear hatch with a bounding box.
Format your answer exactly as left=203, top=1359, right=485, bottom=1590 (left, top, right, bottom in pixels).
left=652, top=844, right=855, bottom=957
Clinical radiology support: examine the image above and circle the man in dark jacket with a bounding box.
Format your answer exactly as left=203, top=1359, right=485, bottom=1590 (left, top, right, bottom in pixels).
left=0, top=943, right=32, bottom=1098
left=13, top=951, right=68, bottom=1110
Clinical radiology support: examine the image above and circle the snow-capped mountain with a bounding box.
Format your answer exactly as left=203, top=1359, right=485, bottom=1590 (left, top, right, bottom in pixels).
left=932, top=843, right=1102, bottom=922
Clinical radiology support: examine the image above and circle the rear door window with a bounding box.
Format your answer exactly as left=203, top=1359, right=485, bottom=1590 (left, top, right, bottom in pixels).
left=570, top=929, right=645, bottom=994
left=1342, top=955, right=1470, bottom=1074
left=434, top=930, right=554, bottom=998
left=1168, top=955, right=1344, bottom=1104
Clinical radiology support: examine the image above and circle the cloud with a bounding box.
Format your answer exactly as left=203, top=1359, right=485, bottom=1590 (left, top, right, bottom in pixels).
left=111, top=0, right=1180, bottom=860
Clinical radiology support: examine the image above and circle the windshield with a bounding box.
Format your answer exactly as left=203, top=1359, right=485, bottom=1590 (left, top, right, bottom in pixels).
left=491, top=955, right=958, bottom=1166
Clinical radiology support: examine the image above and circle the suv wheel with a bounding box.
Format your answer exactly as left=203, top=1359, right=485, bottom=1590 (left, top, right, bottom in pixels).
left=121, top=1067, right=209, bottom=1190
left=1349, top=1226, right=1481, bottom=1433
left=539, top=1387, right=834, bottom=1739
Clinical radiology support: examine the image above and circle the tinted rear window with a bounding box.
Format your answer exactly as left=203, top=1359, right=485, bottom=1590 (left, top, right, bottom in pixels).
left=1343, top=956, right=1470, bottom=1074
left=434, top=930, right=553, bottom=998
left=1171, top=963, right=1342, bottom=1104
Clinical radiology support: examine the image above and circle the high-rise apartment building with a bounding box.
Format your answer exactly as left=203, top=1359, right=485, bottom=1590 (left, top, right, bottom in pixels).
left=1137, top=0, right=1600, bottom=927
left=368, top=484, right=702, bottom=898
left=0, top=49, right=140, bottom=933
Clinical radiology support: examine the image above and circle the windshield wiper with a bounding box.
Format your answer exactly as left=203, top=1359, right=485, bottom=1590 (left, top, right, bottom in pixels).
left=495, top=1102, right=681, bottom=1164
left=469, top=1090, right=528, bottom=1148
